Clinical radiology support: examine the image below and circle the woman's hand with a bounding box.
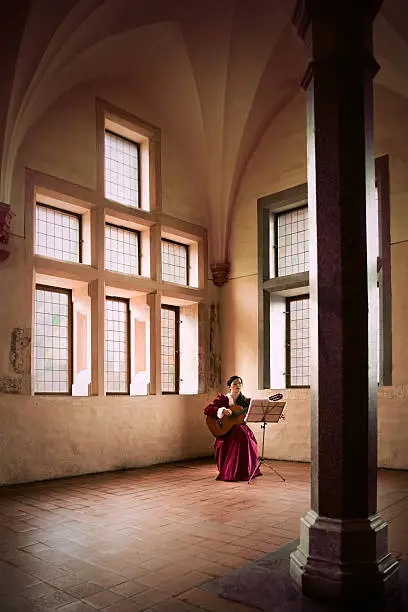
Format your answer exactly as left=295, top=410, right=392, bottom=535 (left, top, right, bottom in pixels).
left=217, top=407, right=233, bottom=419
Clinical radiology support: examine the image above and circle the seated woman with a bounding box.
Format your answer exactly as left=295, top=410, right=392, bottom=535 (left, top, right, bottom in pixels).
left=204, top=375, right=261, bottom=482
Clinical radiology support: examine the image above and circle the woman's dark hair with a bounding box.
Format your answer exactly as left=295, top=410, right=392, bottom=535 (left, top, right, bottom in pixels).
left=227, top=375, right=243, bottom=387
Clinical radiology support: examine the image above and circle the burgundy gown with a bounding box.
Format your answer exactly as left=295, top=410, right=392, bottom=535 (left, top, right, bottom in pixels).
left=204, top=393, right=262, bottom=482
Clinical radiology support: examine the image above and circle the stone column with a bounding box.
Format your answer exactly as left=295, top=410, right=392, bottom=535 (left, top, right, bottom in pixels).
left=147, top=291, right=161, bottom=395
left=89, top=279, right=105, bottom=396
left=89, top=207, right=105, bottom=396
left=290, top=0, right=399, bottom=600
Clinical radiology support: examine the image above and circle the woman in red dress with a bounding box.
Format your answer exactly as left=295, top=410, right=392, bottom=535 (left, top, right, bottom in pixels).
left=204, top=375, right=261, bottom=481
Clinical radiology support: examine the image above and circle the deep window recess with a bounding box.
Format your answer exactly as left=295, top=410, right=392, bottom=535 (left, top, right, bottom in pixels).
left=286, top=295, right=310, bottom=388
left=275, top=206, right=309, bottom=277
left=105, top=297, right=130, bottom=394
left=257, top=183, right=309, bottom=389
left=34, top=285, right=72, bottom=394
left=104, top=130, right=140, bottom=208
left=105, top=223, right=141, bottom=275
left=161, top=305, right=180, bottom=394
left=35, top=203, right=81, bottom=263
left=258, top=161, right=392, bottom=390
left=161, top=239, right=189, bottom=286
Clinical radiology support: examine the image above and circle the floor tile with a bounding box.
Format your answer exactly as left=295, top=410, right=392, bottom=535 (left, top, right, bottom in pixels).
left=0, top=459, right=406, bottom=612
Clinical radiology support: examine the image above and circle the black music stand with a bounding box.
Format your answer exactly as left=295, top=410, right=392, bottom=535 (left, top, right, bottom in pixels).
left=246, top=400, right=286, bottom=484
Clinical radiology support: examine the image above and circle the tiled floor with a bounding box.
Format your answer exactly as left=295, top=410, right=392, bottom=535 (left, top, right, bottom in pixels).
left=0, top=458, right=408, bottom=611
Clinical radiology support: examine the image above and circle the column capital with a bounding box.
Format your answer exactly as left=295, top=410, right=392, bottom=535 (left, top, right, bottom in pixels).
left=293, top=0, right=383, bottom=41
left=210, top=262, right=230, bottom=287
left=293, top=0, right=382, bottom=90
left=300, top=50, right=380, bottom=90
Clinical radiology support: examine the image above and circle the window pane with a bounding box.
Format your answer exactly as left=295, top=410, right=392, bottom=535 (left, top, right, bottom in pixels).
left=288, top=297, right=310, bottom=387
left=105, top=131, right=139, bottom=208
left=161, top=307, right=178, bottom=393
left=105, top=224, right=140, bottom=275
left=105, top=298, right=129, bottom=394
left=34, top=287, right=70, bottom=393
left=35, top=204, right=80, bottom=263
left=277, top=207, right=309, bottom=276
left=161, top=240, right=188, bottom=285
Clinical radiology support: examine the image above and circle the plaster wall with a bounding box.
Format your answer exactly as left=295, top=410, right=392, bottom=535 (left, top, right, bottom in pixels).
left=0, top=236, right=32, bottom=392
left=0, top=393, right=215, bottom=485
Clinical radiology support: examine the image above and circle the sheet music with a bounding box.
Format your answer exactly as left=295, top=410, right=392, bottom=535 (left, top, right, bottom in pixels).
left=246, top=399, right=286, bottom=423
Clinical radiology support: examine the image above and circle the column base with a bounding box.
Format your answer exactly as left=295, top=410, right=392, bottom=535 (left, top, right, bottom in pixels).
left=290, top=510, right=399, bottom=600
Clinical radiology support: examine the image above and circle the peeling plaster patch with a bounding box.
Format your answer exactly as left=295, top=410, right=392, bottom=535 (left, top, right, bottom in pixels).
left=0, top=374, right=30, bottom=394
left=71, top=443, right=80, bottom=456
left=0, top=376, right=22, bottom=393
left=379, top=385, right=408, bottom=400
left=209, top=303, right=221, bottom=389
left=198, top=302, right=209, bottom=394
left=9, top=328, right=31, bottom=374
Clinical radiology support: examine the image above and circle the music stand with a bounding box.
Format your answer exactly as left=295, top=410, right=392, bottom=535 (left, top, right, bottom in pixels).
left=246, top=400, right=286, bottom=484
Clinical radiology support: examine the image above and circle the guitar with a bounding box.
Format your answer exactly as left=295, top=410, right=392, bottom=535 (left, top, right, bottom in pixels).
left=206, top=393, right=283, bottom=437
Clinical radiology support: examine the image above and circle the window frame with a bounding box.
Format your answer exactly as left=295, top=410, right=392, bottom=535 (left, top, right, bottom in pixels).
left=258, top=157, right=392, bottom=390
left=28, top=101, right=207, bottom=398
left=35, top=202, right=83, bottom=264
left=161, top=237, right=190, bottom=287
left=257, top=183, right=308, bottom=390
left=104, top=129, right=142, bottom=210
left=161, top=304, right=180, bottom=395
left=104, top=296, right=131, bottom=396
left=105, top=221, right=142, bottom=276
left=34, top=284, right=73, bottom=396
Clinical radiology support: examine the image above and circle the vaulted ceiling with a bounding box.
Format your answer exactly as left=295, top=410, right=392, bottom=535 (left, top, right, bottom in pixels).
left=2, top=0, right=408, bottom=262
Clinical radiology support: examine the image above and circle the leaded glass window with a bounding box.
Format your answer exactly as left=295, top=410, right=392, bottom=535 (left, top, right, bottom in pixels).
left=105, top=223, right=140, bottom=275
left=276, top=206, right=308, bottom=276
left=286, top=295, right=310, bottom=388
left=35, top=204, right=81, bottom=263
left=104, top=131, right=140, bottom=208
left=105, top=298, right=129, bottom=394
left=161, top=305, right=179, bottom=393
left=34, top=286, right=71, bottom=394
left=161, top=239, right=188, bottom=285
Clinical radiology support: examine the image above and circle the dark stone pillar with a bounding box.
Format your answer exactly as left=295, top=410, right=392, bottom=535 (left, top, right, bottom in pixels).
left=290, top=0, right=399, bottom=600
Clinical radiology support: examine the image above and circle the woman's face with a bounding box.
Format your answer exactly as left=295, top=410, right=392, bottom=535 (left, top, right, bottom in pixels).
left=229, top=378, right=242, bottom=395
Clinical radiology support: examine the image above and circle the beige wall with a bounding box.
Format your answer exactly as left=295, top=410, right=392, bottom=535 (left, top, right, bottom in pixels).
left=391, top=243, right=408, bottom=385
left=0, top=394, right=215, bottom=485
left=224, top=85, right=408, bottom=469
left=0, top=236, right=32, bottom=392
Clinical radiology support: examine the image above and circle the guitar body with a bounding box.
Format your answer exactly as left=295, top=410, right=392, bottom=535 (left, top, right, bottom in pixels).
left=205, top=393, right=283, bottom=438
left=206, top=405, right=248, bottom=437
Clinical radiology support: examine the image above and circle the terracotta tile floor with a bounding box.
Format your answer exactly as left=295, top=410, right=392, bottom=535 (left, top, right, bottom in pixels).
left=0, top=458, right=408, bottom=611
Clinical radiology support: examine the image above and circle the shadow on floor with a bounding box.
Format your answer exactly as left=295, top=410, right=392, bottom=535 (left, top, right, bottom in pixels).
left=202, top=540, right=408, bottom=612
